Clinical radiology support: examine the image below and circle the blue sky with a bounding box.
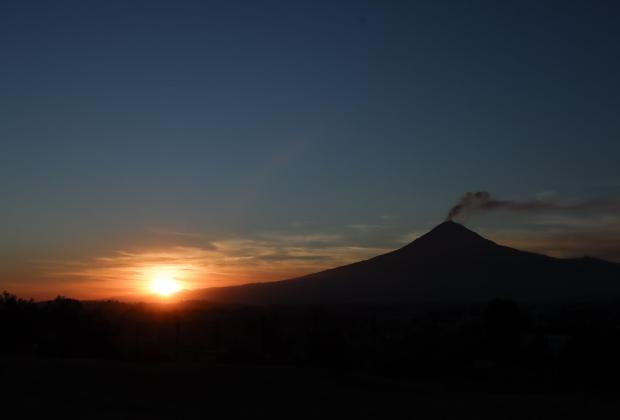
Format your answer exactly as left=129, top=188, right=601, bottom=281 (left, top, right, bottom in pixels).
left=1, top=0, right=619, bottom=298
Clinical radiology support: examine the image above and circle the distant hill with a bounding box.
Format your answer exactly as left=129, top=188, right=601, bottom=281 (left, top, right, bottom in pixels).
left=182, top=221, right=620, bottom=304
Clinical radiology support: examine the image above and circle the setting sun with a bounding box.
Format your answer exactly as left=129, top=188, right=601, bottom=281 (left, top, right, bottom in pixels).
left=149, top=272, right=182, bottom=297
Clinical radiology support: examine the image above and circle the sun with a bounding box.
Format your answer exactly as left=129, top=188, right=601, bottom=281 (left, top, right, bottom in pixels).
left=149, top=272, right=182, bottom=297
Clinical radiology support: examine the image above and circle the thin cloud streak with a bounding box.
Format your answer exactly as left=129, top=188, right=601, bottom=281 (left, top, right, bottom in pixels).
left=483, top=213, right=620, bottom=262
left=489, top=230, right=620, bottom=262
left=39, top=233, right=391, bottom=299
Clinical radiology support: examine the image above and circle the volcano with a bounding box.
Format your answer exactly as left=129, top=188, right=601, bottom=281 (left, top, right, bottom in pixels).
left=186, top=221, right=620, bottom=304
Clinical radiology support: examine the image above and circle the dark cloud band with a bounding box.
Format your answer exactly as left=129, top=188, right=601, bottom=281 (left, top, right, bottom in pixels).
left=447, top=191, right=620, bottom=220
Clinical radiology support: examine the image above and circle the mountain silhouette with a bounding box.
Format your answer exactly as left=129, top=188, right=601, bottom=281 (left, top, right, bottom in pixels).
left=186, top=221, right=620, bottom=304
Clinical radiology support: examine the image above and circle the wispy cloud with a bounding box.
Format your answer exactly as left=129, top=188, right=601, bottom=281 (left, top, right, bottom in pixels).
left=483, top=214, right=620, bottom=262
left=147, top=228, right=213, bottom=241
left=347, top=224, right=385, bottom=233
left=526, top=215, right=620, bottom=229
left=37, top=232, right=390, bottom=299
left=489, top=229, right=620, bottom=262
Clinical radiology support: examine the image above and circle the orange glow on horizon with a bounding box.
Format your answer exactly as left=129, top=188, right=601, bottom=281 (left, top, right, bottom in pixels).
left=21, top=239, right=391, bottom=301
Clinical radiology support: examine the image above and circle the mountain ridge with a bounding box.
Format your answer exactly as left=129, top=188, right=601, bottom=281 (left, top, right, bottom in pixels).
left=181, top=221, right=620, bottom=304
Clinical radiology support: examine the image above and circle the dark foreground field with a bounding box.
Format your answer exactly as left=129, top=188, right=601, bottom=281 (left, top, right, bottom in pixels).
left=3, top=293, right=620, bottom=418
left=2, top=356, right=620, bottom=419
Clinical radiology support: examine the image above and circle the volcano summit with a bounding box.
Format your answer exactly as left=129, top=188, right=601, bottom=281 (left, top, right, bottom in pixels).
left=185, top=221, right=620, bottom=305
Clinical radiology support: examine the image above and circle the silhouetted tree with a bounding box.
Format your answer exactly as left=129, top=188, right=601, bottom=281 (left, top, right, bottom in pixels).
left=0, top=291, right=37, bottom=354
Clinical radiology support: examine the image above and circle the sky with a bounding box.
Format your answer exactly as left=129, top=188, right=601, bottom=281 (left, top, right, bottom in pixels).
left=1, top=0, right=619, bottom=299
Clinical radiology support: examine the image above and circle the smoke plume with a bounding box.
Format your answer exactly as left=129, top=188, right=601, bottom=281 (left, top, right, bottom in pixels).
left=446, top=191, right=620, bottom=221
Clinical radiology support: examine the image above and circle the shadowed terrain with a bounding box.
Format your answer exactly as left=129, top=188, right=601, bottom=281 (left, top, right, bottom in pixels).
left=3, top=356, right=620, bottom=418
left=3, top=223, right=620, bottom=416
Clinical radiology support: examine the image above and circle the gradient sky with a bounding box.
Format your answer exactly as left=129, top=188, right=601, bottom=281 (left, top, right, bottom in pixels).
left=2, top=0, right=619, bottom=299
